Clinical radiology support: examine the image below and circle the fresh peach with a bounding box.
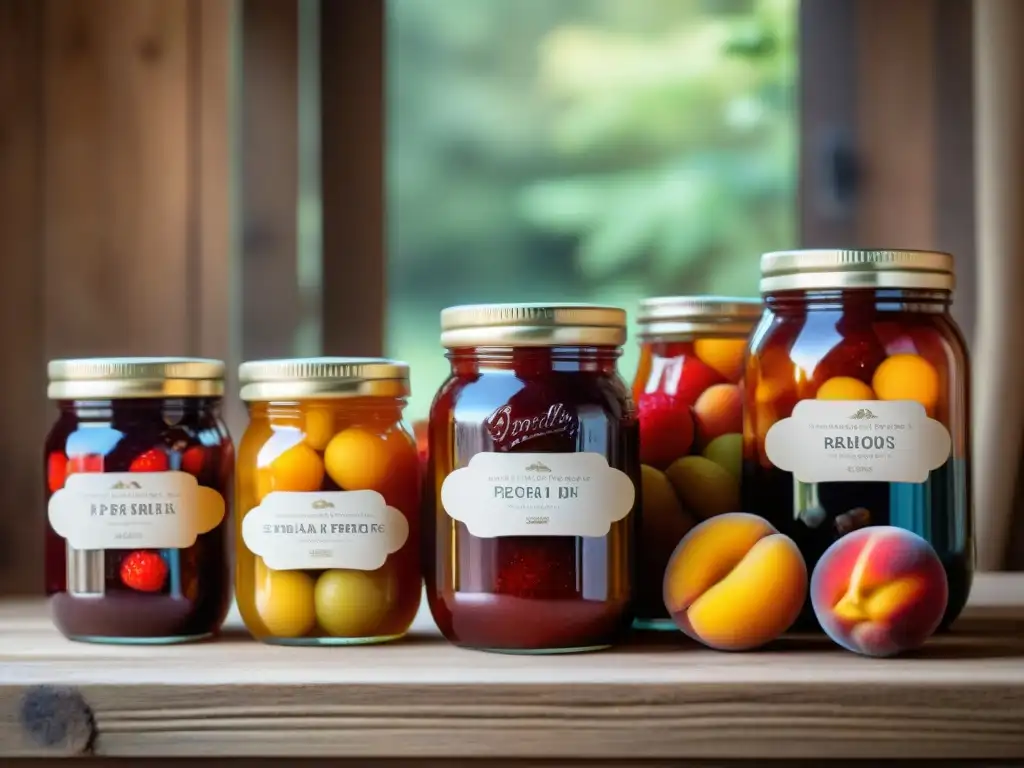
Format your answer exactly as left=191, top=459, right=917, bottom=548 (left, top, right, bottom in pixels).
left=664, top=455, right=739, bottom=520
left=693, top=383, right=742, bottom=445
left=663, top=513, right=807, bottom=650
left=810, top=526, right=948, bottom=657
left=694, top=338, right=747, bottom=383
left=872, top=354, right=940, bottom=414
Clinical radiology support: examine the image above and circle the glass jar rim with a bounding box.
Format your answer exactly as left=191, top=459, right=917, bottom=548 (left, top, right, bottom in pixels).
left=760, top=249, right=956, bottom=294
left=47, top=357, right=225, bottom=400
left=636, top=295, right=761, bottom=340
left=440, top=303, right=627, bottom=348
left=238, top=357, right=410, bottom=400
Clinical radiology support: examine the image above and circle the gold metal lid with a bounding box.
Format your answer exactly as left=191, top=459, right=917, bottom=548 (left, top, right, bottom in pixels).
left=238, top=357, right=410, bottom=401
left=760, top=249, right=956, bottom=293
left=636, top=296, right=762, bottom=340
left=440, top=303, right=627, bottom=348
left=47, top=357, right=226, bottom=400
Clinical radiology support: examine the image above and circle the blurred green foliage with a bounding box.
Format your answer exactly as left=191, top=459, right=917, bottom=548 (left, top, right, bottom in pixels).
left=386, top=0, right=797, bottom=418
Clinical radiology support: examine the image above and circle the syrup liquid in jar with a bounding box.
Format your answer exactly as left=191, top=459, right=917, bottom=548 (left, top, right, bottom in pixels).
left=44, top=358, right=233, bottom=644
left=631, top=296, right=761, bottom=629
left=424, top=304, right=639, bottom=653
left=742, top=249, right=973, bottom=631
left=235, top=358, right=421, bottom=645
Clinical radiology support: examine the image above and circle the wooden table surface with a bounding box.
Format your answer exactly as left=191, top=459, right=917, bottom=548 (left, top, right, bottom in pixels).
left=1, top=574, right=1023, bottom=761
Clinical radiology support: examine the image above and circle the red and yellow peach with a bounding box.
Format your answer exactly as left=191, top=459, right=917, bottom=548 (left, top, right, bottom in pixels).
left=694, top=338, right=747, bottom=383
left=662, top=513, right=807, bottom=650
left=810, top=526, right=948, bottom=657
left=693, top=383, right=742, bottom=445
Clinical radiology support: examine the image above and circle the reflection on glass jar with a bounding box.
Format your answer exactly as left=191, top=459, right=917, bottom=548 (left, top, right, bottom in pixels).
left=425, top=304, right=639, bottom=653
left=742, top=249, right=973, bottom=631
left=631, top=296, right=761, bottom=630
left=44, top=358, right=233, bottom=644
left=235, top=358, right=421, bottom=645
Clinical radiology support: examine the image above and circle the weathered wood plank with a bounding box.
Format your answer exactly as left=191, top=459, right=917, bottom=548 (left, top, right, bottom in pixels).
left=43, top=0, right=194, bottom=358
left=239, top=0, right=300, bottom=361
left=0, top=574, right=1022, bottom=760
left=0, top=0, right=46, bottom=595
left=320, top=0, right=385, bottom=357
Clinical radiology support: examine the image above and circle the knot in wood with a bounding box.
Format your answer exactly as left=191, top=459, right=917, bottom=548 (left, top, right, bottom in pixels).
left=19, top=685, right=95, bottom=754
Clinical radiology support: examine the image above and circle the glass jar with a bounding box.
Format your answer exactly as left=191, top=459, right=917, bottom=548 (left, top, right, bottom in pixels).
left=743, top=249, right=972, bottom=631
left=44, top=358, right=233, bottom=644
left=631, top=296, right=762, bottom=630
left=235, top=358, right=421, bottom=645
left=425, top=303, right=639, bottom=653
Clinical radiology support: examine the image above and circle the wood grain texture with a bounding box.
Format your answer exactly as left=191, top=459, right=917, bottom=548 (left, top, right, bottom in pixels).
left=974, top=0, right=1024, bottom=572
left=0, top=0, right=236, bottom=596
left=239, top=0, right=300, bottom=361
left=0, top=0, right=46, bottom=595
left=0, top=574, right=1022, bottom=760
left=855, top=0, right=936, bottom=247
left=320, top=0, right=385, bottom=357
left=43, top=0, right=193, bottom=357
left=193, top=0, right=244, bottom=437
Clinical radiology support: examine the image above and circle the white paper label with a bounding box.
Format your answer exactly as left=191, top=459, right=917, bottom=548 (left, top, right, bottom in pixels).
left=440, top=451, right=635, bottom=538
left=241, top=490, right=409, bottom=571
left=48, top=471, right=225, bottom=550
left=765, top=399, right=952, bottom=483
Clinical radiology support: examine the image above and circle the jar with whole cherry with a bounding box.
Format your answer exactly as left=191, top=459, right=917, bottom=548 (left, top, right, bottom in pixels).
left=631, top=296, right=762, bottom=630
left=743, top=249, right=973, bottom=632
left=45, top=358, right=233, bottom=644
left=235, top=358, right=421, bottom=645
left=425, top=303, right=639, bottom=653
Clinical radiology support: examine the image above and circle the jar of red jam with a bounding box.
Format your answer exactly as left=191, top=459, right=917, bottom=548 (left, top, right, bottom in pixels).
left=235, top=358, right=421, bottom=646
left=631, top=296, right=761, bottom=630
left=425, top=303, right=639, bottom=653
left=743, top=249, right=973, bottom=631
left=45, top=358, right=233, bottom=644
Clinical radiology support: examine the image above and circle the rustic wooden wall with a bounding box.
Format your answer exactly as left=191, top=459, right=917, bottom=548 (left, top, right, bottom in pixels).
left=800, top=0, right=977, bottom=344
left=0, top=0, right=233, bottom=594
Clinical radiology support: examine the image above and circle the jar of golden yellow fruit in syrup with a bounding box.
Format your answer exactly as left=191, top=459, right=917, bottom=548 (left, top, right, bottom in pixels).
left=631, top=296, right=761, bottom=630
left=236, top=358, right=421, bottom=645
left=743, top=249, right=972, bottom=632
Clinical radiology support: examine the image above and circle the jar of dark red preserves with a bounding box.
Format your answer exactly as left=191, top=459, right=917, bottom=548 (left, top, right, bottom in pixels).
left=45, top=358, right=233, bottom=644
left=425, top=304, right=639, bottom=653
left=631, top=296, right=761, bottom=630
left=743, top=250, right=973, bottom=632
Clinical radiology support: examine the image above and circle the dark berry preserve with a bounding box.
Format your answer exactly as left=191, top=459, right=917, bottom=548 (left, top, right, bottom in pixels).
left=742, top=250, right=973, bottom=633
left=425, top=304, right=639, bottom=653
left=45, top=358, right=233, bottom=644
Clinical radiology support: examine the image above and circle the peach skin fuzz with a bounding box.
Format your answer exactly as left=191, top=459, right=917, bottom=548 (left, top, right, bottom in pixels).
left=662, top=512, right=806, bottom=651
left=810, top=526, right=948, bottom=657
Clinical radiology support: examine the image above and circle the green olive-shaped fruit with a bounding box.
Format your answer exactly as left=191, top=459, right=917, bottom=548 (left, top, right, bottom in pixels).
left=314, top=567, right=392, bottom=637
left=702, top=433, right=743, bottom=480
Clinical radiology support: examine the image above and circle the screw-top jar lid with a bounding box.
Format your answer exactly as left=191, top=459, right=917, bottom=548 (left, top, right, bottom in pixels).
left=636, top=296, right=762, bottom=340
left=47, top=357, right=226, bottom=400
left=760, top=249, right=956, bottom=293
left=238, top=357, right=410, bottom=400
left=439, top=303, right=627, bottom=348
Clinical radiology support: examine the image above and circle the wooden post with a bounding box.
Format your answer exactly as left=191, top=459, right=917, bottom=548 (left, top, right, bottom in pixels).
left=973, top=0, right=1024, bottom=570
